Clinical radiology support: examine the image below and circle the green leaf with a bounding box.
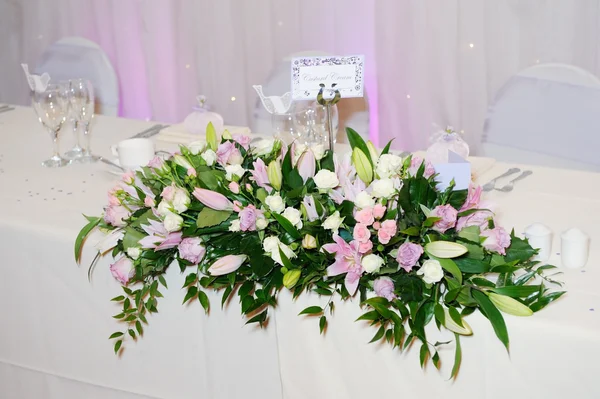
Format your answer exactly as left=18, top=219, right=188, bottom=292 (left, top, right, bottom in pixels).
left=437, top=258, right=463, bottom=285
left=454, top=257, right=490, bottom=273
left=356, top=310, right=380, bottom=322
left=400, top=226, right=420, bottom=236
left=183, top=286, right=198, bottom=304
left=272, top=212, right=301, bottom=240
left=529, top=291, right=566, bottom=312
left=320, top=150, right=335, bottom=171
left=434, top=304, right=445, bottom=326
left=432, top=351, right=441, bottom=370
left=198, top=290, right=210, bottom=312
left=450, top=334, right=462, bottom=379
left=346, top=127, right=373, bottom=166
left=505, top=234, right=536, bottom=263
left=196, top=208, right=232, bottom=228
left=319, top=316, right=327, bottom=334
left=111, top=295, right=125, bottom=302
left=246, top=310, right=267, bottom=325
left=197, top=170, right=221, bottom=190
left=457, top=225, right=481, bottom=243
left=135, top=321, right=143, bottom=336
left=122, top=227, right=144, bottom=250
left=448, top=306, right=464, bottom=327
left=472, top=290, right=509, bottom=351
left=114, top=339, right=123, bottom=354
left=381, top=139, right=394, bottom=155
left=128, top=329, right=136, bottom=339
left=109, top=332, right=123, bottom=339
left=74, top=216, right=101, bottom=263
left=206, top=121, right=218, bottom=151
left=250, top=255, right=275, bottom=277
left=491, top=285, right=541, bottom=298
left=299, top=306, right=323, bottom=315
left=158, top=275, right=168, bottom=289
left=419, top=343, right=430, bottom=368
left=369, top=325, right=385, bottom=343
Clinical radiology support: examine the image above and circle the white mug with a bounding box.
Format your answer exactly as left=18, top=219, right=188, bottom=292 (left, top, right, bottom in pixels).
left=524, top=223, right=552, bottom=262
left=112, top=138, right=155, bottom=170
left=560, top=228, right=590, bottom=269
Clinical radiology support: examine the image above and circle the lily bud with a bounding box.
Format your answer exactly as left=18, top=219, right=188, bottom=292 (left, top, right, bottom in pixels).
left=206, top=122, right=218, bottom=151
left=222, top=129, right=232, bottom=140
left=352, top=148, right=373, bottom=184
left=283, top=269, right=302, bottom=289
left=173, top=154, right=193, bottom=170
left=425, top=241, right=468, bottom=258
left=192, top=188, right=233, bottom=211
left=367, top=140, right=379, bottom=163
left=208, top=255, right=247, bottom=276
left=443, top=307, right=473, bottom=335
left=302, top=234, right=317, bottom=249
left=297, top=150, right=316, bottom=183
left=267, top=161, right=283, bottom=191
left=489, top=292, right=533, bottom=317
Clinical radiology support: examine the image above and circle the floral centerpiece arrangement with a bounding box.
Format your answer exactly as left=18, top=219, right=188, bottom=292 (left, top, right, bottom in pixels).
left=76, top=124, right=564, bottom=377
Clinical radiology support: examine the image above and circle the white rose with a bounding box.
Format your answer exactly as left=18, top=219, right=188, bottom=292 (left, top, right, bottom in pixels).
left=417, top=259, right=444, bottom=284
left=314, top=170, right=339, bottom=190
left=265, top=194, right=285, bottom=213
left=228, top=151, right=244, bottom=166
left=283, top=207, right=303, bottom=229
left=229, top=219, right=241, bottom=232
left=311, top=144, right=326, bottom=161
left=188, top=140, right=206, bottom=155
left=256, top=217, right=268, bottom=230
left=263, top=236, right=296, bottom=266
left=163, top=212, right=183, bottom=232
left=172, top=188, right=191, bottom=213
left=376, top=154, right=403, bottom=178
left=354, top=191, right=375, bottom=209
left=202, top=149, right=217, bottom=166
left=157, top=200, right=172, bottom=217
left=322, top=211, right=344, bottom=233
left=126, top=247, right=141, bottom=260
left=225, top=164, right=246, bottom=181
left=362, top=254, right=384, bottom=273
left=371, top=178, right=396, bottom=198
left=251, top=139, right=275, bottom=156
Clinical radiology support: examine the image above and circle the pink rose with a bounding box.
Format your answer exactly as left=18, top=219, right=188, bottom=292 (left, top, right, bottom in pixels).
left=353, top=223, right=371, bottom=243
left=374, top=277, right=396, bottom=301
left=104, top=205, right=130, bottom=227
left=161, top=185, right=176, bottom=202
left=178, top=237, right=206, bottom=264
left=373, top=221, right=381, bottom=230
left=217, top=141, right=242, bottom=165
left=122, top=170, right=135, bottom=184
left=229, top=181, right=240, bottom=194
left=396, top=242, right=424, bottom=272
left=409, top=156, right=435, bottom=178
left=108, top=191, right=120, bottom=206
left=456, top=210, right=492, bottom=232
left=148, top=156, right=165, bottom=170
left=460, top=183, right=482, bottom=212
left=239, top=204, right=262, bottom=232
left=355, top=207, right=375, bottom=226
left=144, top=196, right=156, bottom=207
left=233, top=200, right=243, bottom=213
left=373, top=204, right=386, bottom=219
left=110, top=257, right=135, bottom=285
left=481, top=226, right=511, bottom=255
left=233, top=134, right=251, bottom=150
left=431, top=204, right=457, bottom=233
left=187, top=168, right=197, bottom=177
left=378, top=220, right=397, bottom=244
left=358, top=240, right=373, bottom=254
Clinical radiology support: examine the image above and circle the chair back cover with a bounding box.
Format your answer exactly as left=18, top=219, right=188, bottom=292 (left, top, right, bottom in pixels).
left=36, top=37, right=119, bottom=116
left=482, top=63, right=600, bottom=171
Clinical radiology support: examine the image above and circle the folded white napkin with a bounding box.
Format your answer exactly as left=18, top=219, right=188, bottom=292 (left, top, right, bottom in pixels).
left=156, top=124, right=252, bottom=145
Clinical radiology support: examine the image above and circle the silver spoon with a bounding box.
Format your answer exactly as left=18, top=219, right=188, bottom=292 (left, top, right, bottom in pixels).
left=482, top=167, right=521, bottom=192
left=97, top=156, right=126, bottom=172
left=495, top=170, right=533, bottom=192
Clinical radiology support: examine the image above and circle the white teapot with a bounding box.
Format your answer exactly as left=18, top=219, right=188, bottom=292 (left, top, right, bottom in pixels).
left=184, top=95, right=224, bottom=135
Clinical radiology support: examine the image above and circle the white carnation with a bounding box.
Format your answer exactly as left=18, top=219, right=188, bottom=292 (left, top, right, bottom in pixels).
left=188, top=140, right=206, bottom=155
left=376, top=154, right=403, bottom=179
left=311, top=144, right=326, bottom=161
left=251, top=139, right=275, bottom=156
left=229, top=219, right=241, bottom=232
left=126, top=247, right=141, bottom=260
left=371, top=178, right=395, bottom=198
left=354, top=191, right=375, bottom=209
left=417, top=259, right=444, bottom=284
left=256, top=217, right=268, bottom=230
left=225, top=164, right=246, bottom=181
left=322, top=211, right=344, bottom=233
left=157, top=200, right=172, bottom=217
left=163, top=212, right=183, bottom=232
left=362, top=254, right=384, bottom=273
left=172, top=188, right=191, bottom=213
left=314, top=169, right=339, bottom=190
left=263, top=236, right=296, bottom=266
left=202, top=149, right=217, bottom=166
left=283, top=207, right=303, bottom=229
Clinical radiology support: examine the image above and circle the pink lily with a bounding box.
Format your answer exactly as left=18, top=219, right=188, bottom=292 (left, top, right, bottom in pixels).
left=249, top=158, right=272, bottom=193
left=302, top=195, right=319, bottom=221
left=139, top=219, right=183, bottom=250
left=297, top=149, right=316, bottom=183
left=459, top=183, right=483, bottom=212
left=208, top=255, right=247, bottom=276
left=192, top=188, right=233, bottom=211
left=322, top=234, right=364, bottom=295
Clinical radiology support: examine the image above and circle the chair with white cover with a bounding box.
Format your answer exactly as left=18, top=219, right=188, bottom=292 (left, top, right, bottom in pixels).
left=252, top=51, right=370, bottom=142
left=481, top=63, right=600, bottom=172
left=35, top=37, right=119, bottom=116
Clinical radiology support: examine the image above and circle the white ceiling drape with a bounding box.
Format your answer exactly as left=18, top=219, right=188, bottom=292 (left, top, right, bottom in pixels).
left=2, top=0, right=600, bottom=152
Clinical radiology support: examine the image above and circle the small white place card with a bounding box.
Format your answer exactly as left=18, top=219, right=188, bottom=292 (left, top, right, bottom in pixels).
left=291, top=55, right=365, bottom=100
left=433, top=151, right=471, bottom=191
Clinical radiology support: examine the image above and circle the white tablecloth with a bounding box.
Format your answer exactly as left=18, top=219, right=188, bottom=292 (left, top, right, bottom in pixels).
left=0, top=106, right=598, bottom=399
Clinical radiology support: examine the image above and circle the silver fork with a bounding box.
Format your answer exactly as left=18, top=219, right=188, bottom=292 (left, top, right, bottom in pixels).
left=482, top=167, right=521, bottom=192
left=495, top=170, right=533, bottom=192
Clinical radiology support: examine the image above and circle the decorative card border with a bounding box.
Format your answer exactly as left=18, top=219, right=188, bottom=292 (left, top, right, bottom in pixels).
left=291, top=55, right=365, bottom=100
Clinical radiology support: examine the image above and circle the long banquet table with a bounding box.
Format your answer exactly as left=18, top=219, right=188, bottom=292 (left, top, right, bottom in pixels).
left=0, top=106, right=598, bottom=399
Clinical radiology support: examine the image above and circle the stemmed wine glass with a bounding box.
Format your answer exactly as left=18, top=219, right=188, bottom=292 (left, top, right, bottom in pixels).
left=68, top=79, right=96, bottom=163
left=292, top=101, right=339, bottom=146
left=31, top=83, right=70, bottom=167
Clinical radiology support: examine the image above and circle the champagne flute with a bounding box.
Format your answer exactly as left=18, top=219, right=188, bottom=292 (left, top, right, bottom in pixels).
left=68, top=79, right=96, bottom=163
left=63, top=79, right=85, bottom=160
left=31, top=83, right=70, bottom=167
